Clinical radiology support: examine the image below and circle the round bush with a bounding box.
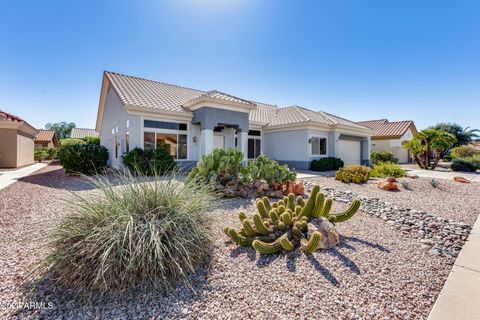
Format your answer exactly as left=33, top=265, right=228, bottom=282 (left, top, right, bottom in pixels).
left=40, top=172, right=213, bottom=292
left=59, top=138, right=86, bottom=148
left=122, top=147, right=176, bottom=176
left=370, top=162, right=406, bottom=178
left=335, top=165, right=371, bottom=184
left=310, top=157, right=344, bottom=171
left=451, top=158, right=477, bottom=172
left=57, top=143, right=108, bottom=174
left=371, top=151, right=397, bottom=165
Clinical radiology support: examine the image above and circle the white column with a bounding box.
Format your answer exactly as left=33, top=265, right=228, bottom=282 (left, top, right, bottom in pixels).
left=238, top=130, right=248, bottom=163
left=361, top=137, right=372, bottom=165
left=200, top=128, right=214, bottom=157
left=224, top=127, right=235, bottom=150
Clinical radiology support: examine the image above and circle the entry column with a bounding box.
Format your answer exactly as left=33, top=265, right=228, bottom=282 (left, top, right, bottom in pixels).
left=237, top=129, right=248, bottom=164
left=200, top=128, right=214, bottom=157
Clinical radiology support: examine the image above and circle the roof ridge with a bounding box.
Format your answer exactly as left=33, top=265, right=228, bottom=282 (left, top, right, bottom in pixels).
left=358, top=119, right=388, bottom=123
left=204, top=89, right=256, bottom=105
left=317, top=110, right=338, bottom=125
left=104, top=71, right=205, bottom=94
left=291, top=105, right=311, bottom=121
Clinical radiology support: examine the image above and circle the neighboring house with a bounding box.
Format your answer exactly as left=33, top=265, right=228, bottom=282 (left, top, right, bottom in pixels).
left=34, top=130, right=59, bottom=148
left=96, top=72, right=374, bottom=170
left=70, top=128, right=99, bottom=139
left=0, top=110, right=38, bottom=168
left=357, top=119, right=417, bottom=163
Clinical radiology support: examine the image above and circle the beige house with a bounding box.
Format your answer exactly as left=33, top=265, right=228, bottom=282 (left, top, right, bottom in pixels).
left=358, top=119, right=417, bottom=163
left=34, top=130, right=59, bottom=148
left=0, top=110, right=38, bottom=168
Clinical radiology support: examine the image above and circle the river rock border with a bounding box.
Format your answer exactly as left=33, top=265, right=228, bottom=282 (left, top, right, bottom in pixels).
left=303, top=182, right=471, bottom=259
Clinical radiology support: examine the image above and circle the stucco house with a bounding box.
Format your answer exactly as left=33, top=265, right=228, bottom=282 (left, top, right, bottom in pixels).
left=95, top=72, right=374, bottom=170
left=357, top=119, right=417, bottom=163
left=0, top=110, right=38, bottom=168
left=34, top=130, right=59, bottom=148
left=70, top=127, right=99, bottom=139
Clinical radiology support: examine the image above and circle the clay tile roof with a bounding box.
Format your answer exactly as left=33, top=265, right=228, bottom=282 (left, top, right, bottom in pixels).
left=0, top=110, right=24, bottom=122
left=34, top=130, right=56, bottom=142
left=358, top=119, right=416, bottom=139
left=70, top=128, right=99, bottom=139
left=249, top=102, right=278, bottom=124
left=202, top=90, right=256, bottom=106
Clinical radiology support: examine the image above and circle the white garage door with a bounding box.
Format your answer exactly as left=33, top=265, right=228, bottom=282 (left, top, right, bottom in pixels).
left=338, top=140, right=361, bottom=165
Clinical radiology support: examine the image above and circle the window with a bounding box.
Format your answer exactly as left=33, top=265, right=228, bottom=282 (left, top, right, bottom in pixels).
left=115, top=137, right=119, bottom=158
left=248, top=138, right=261, bottom=158
left=143, top=132, right=187, bottom=160
left=311, top=137, right=327, bottom=155
left=126, top=119, right=130, bottom=128
left=248, top=130, right=261, bottom=136
left=144, top=120, right=187, bottom=131
left=125, top=132, right=130, bottom=153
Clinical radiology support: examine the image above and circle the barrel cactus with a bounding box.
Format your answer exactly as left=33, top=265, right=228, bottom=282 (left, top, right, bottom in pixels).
left=224, top=184, right=361, bottom=254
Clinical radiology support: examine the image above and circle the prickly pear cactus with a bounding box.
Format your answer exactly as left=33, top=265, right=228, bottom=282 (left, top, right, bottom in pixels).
left=223, top=184, right=361, bottom=254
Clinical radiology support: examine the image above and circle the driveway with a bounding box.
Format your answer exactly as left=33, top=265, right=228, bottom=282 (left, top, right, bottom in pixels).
left=0, top=163, right=47, bottom=190
left=401, top=167, right=480, bottom=183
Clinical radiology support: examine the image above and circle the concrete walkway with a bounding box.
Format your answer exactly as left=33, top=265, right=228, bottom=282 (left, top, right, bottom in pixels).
left=428, top=216, right=480, bottom=320
left=295, top=170, right=336, bottom=179
left=403, top=168, right=480, bottom=183
left=0, top=163, right=47, bottom=190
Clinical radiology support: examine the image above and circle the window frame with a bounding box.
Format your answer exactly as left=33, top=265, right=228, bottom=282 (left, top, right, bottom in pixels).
left=310, top=136, right=328, bottom=156
left=142, top=118, right=189, bottom=161
left=247, top=132, right=262, bottom=159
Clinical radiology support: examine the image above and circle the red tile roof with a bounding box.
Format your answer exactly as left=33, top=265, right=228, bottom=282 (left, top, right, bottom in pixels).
left=0, top=110, right=24, bottom=122
left=34, top=130, right=56, bottom=142
left=357, top=119, right=417, bottom=139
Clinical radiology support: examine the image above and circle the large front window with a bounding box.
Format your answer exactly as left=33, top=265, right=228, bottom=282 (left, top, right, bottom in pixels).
left=311, top=137, right=327, bottom=155
left=144, top=132, right=187, bottom=159
left=248, top=130, right=261, bottom=159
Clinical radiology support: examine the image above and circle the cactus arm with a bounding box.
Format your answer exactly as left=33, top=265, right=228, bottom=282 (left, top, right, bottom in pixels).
left=295, top=205, right=302, bottom=216
left=269, top=209, right=279, bottom=222
left=299, top=185, right=320, bottom=219
left=223, top=226, right=231, bottom=236
left=296, top=196, right=305, bottom=207
left=327, top=199, right=361, bottom=223
left=252, top=239, right=282, bottom=254
left=242, top=219, right=256, bottom=237
left=311, top=192, right=325, bottom=218
left=287, top=193, right=295, bottom=211
left=301, top=231, right=322, bottom=253
left=239, top=212, right=247, bottom=222
left=278, top=205, right=286, bottom=215
left=279, top=235, right=294, bottom=251
left=262, top=196, right=273, bottom=212
left=256, top=201, right=269, bottom=219
left=281, top=212, right=293, bottom=226
left=320, top=198, right=333, bottom=217
left=253, top=213, right=271, bottom=235
left=227, top=228, right=276, bottom=247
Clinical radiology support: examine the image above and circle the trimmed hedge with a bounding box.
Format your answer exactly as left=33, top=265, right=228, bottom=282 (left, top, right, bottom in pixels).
left=371, top=151, right=397, bottom=165
left=58, top=143, right=109, bottom=174
left=310, top=157, right=344, bottom=171
left=122, top=147, right=176, bottom=176
left=370, top=162, right=406, bottom=178
left=59, top=138, right=86, bottom=148
left=82, top=136, right=100, bottom=145
left=451, top=158, right=479, bottom=172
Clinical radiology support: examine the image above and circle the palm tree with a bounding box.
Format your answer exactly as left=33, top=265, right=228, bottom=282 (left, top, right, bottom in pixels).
left=428, top=123, right=480, bottom=157
left=404, top=129, right=456, bottom=170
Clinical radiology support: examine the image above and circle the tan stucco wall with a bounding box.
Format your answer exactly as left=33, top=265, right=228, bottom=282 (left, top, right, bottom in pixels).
left=16, top=130, right=35, bottom=167
left=371, top=128, right=414, bottom=163
left=0, top=128, right=18, bottom=167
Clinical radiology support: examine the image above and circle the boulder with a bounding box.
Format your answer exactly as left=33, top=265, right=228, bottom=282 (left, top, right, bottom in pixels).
left=307, top=218, right=340, bottom=249
left=454, top=176, right=471, bottom=184
left=283, top=180, right=305, bottom=196
left=378, top=180, right=399, bottom=191
left=386, top=177, right=397, bottom=183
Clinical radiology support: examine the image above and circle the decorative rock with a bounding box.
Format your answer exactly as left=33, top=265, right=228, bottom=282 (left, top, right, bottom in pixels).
left=378, top=180, right=399, bottom=191
left=283, top=180, right=305, bottom=196
left=307, top=218, right=340, bottom=249
left=454, top=176, right=471, bottom=184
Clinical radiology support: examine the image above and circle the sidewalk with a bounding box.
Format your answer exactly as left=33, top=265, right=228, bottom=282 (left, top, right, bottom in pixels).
left=0, top=163, right=47, bottom=190
left=428, top=216, right=480, bottom=320
left=401, top=166, right=480, bottom=183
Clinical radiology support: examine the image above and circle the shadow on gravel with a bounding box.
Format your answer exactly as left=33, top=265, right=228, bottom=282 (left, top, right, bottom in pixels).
left=19, top=165, right=96, bottom=191
left=256, top=252, right=280, bottom=268
left=326, top=247, right=360, bottom=275
left=341, top=236, right=391, bottom=253
left=305, top=254, right=339, bottom=286
left=230, top=245, right=257, bottom=262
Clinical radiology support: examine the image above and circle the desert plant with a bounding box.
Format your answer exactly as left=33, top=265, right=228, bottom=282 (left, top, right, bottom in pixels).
left=245, top=155, right=297, bottom=185
left=451, top=158, right=478, bottom=172
left=370, top=162, right=406, bottom=178
left=335, top=165, right=371, bottom=183
left=82, top=136, right=100, bottom=145
left=37, top=171, right=213, bottom=292
left=224, top=185, right=360, bottom=254
left=310, top=157, right=344, bottom=171
left=451, top=146, right=480, bottom=159
left=46, top=148, right=58, bottom=160
left=122, top=147, right=176, bottom=176
left=429, top=122, right=480, bottom=156
left=34, top=148, right=48, bottom=162
left=404, top=129, right=456, bottom=170
left=371, top=151, right=397, bottom=165
left=429, top=179, right=440, bottom=188
left=59, top=138, right=86, bottom=148
left=57, top=143, right=108, bottom=174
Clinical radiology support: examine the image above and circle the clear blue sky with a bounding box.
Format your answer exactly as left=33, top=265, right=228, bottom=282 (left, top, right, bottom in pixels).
left=1, top=0, right=479, bottom=130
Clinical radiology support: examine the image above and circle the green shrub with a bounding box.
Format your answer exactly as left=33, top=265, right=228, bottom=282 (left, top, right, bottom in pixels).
left=46, top=148, right=57, bottom=160
left=34, top=148, right=48, bottom=162
left=59, top=138, right=86, bottom=148
left=310, top=157, right=344, bottom=171
left=370, top=162, right=407, bottom=178
left=371, top=151, right=397, bottom=165
left=443, top=154, right=453, bottom=162
left=245, top=154, right=297, bottom=185
left=38, top=171, right=213, bottom=292
left=82, top=136, right=100, bottom=145
left=57, top=143, right=108, bottom=174
left=451, top=158, right=478, bottom=172
left=451, top=146, right=480, bottom=159
left=122, top=147, right=176, bottom=176
left=335, top=165, right=371, bottom=183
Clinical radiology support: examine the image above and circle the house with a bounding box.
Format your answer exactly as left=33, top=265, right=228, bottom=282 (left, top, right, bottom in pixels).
left=357, top=119, right=417, bottom=163
left=70, top=128, right=99, bottom=139
left=95, top=72, right=374, bottom=170
left=34, top=130, right=59, bottom=148
left=0, top=110, right=38, bottom=168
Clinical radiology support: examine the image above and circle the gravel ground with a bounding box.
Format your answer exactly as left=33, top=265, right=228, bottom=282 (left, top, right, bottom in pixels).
left=0, top=164, right=471, bottom=319
left=302, top=176, right=480, bottom=225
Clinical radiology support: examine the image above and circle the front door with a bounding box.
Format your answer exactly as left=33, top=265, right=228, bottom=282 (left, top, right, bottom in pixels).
left=213, top=135, right=225, bottom=150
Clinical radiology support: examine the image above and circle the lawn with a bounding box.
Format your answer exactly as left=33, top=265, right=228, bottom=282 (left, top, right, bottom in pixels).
left=0, top=163, right=478, bottom=319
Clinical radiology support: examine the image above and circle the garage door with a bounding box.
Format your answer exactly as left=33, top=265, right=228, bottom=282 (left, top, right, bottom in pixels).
left=338, top=140, right=361, bottom=165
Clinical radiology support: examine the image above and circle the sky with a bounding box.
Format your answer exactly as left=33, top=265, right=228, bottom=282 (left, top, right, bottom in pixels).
left=0, top=0, right=479, bottom=131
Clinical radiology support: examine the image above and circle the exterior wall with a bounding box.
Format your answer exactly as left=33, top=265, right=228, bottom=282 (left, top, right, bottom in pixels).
left=191, top=107, right=249, bottom=131
left=100, top=87, right=142, bottom=169
left=263, top=129, right=310, bottom=169
left=0, top=128, right=18, bottom=168
left=35, top=141, right=55, bottom=148
left=371, top=128, right=413, bottom=163
left=16, top=130, right=35, bottom=167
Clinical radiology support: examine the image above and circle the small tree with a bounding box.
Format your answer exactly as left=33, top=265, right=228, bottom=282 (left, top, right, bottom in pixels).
left=428, top=123, right=480, bottom=157
left=45, top=122, right=76, bottom=140
left=404, top=129, right=456, bottom=170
